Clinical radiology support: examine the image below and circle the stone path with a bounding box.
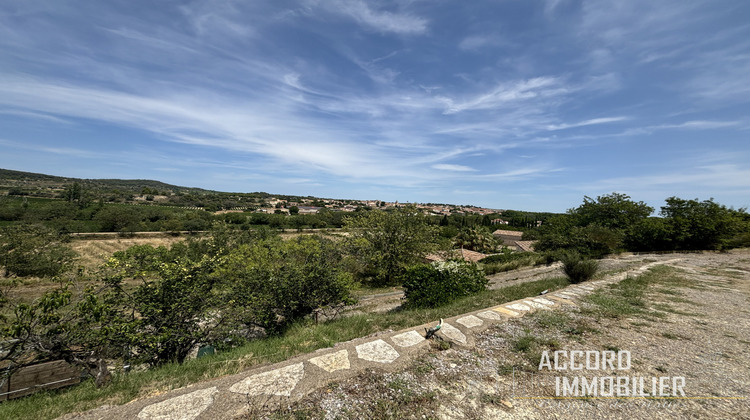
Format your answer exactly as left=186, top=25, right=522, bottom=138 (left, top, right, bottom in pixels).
left=66, top=259, right=682, bottom=420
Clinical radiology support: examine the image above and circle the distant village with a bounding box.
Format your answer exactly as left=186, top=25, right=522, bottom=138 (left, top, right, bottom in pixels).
left=222, top=196, right=506, bottom=219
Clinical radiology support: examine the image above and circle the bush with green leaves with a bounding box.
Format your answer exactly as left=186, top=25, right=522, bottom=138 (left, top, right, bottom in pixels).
left=402, top=260, right=488, bottom=308
left=344, top=205, right=441, bottom=286
left=217, top=235, right=356, bottom=335
left=559, top=251, right=599, bottom=284
left=0, top=224, right=76, bottom=277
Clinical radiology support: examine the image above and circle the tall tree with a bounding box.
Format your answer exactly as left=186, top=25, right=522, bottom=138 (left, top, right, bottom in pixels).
left=344, top=205, right=441, bottom=286
left=573, top=193, right=653, bottom=230
left=660, top=197, right=743, bottom=250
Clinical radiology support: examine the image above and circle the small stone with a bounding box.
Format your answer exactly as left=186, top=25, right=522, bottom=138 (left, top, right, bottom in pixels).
left=309, top=350, right=350, bottom=373
left=356, top=339, right=400, bottom=363
left=523, top=300, right=551, bottom=310
left=439, top=322, right=467, bottom=344
left=492, top=307, right=520, bottom=317
left=391, top=330, right=425, bottom=347
left=456, top=315, right=483, bottom=328
left=507, top=303, right=532, bottom=312
left=532, top=297, right=555, bottom=306
left=138, top=387, right=218, bottom=420
left=478, top=310, right=504, bottom=320
left=229, top=363, right=304, bottom=396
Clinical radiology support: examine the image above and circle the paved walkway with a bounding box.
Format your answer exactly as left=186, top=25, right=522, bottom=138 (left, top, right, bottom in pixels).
left=66, top=259, right=681, bottom=420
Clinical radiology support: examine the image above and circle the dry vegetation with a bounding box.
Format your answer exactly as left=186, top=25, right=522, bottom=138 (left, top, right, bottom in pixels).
left=69, top=235, right=187, bottom=270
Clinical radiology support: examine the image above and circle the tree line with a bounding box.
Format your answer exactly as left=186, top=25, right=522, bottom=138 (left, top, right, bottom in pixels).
left=527, top=193, right=750, bottom=256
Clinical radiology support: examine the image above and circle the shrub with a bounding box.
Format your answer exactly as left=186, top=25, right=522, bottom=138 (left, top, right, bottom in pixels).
left=403, top=260, right=488, bottom=308
left=0, top=224, right=76, bottom=277
left=559, top=251, right=599, bottom=284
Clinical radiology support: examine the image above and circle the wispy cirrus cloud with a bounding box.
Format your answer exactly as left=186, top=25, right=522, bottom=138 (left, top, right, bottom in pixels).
left=319, top=0, right=428, bottom=35
left=651, top=120, right=742, bottom=130
left=436, top=77, right=566, bottom=114
left=546, top=116, right=628, bottom=131
left=432, top=164, right=477, bottom=172
left=458, top=34, right=508, bottom=51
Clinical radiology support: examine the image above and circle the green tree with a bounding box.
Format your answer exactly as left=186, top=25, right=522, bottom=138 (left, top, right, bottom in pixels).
left=217, top=235, right=355, bottom=334
left=573, top=193, right=653, bottom=230
left=0, top=225, right=76, bottom=277
left=100, top=251, right=226, bottom=366
left=94, top=206, right=140, bottom=232
left=624, top=217, right=674, bottom=251
left=453, top=227, right=497, bottom=253
left=660, top=197, right=744, bottom=250
left=344, top=205, right=441, bottom=286
left=534, top=193, right=653, bottom=256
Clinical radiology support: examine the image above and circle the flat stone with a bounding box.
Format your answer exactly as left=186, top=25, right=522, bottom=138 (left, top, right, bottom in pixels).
left=492, top=306, right=520, bottom=317
left=356, top=339, right=400, bottom=363
left=456, top=315, right=483, bottom=329
left=478, top=310, right=504, bottom=320
left=578, top=285, right=594, bottom=290
left=309, top=350, right=350, bottom=373
left=229, top=363, right=304, bottom=397
left=547, top=295, right=577, bottom=305
left=532, top=297, right=555, bottom=306
left=570, top=288, right=589, bottom=295
left=439, top=322, right=467, bottom=344
left=391, top=330, right=425, bottom=348
left=524, top=300, right=551, bottom=310
left=555, top=293, right=575, bottom=299
left=138, top=387, right=218, bottom=420
left=507, top=303, right=532, bottom=312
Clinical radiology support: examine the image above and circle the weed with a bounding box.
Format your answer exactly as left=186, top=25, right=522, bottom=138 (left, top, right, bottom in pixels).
left=604, top=344, right=620, bottom=352
left=497, top=363, right=516, bottom=376
left=412, top=360, right=436, bottom=375
left=559, top=251, right=599, bottom=284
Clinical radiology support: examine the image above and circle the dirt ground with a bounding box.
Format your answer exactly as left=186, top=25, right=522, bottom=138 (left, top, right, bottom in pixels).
left=272, top=251, right=750, bottom=419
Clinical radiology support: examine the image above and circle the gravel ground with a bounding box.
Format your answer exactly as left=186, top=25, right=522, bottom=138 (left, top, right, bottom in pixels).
left=261, top=251, right=750, bottom=419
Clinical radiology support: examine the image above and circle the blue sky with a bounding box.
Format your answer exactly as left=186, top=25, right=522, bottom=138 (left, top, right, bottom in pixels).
left=1, top=0, right=749, bottom=212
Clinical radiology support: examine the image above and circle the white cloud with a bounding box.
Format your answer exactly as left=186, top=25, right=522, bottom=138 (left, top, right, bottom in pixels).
left=546, top=116, right=628, bottom=131
left=458, top=35, right=506, bottom=51
left=652, top=120, right=742, bottom=130
left=325, top=0, right=427, bottom=35
left=432, top=164, right=476, bottom=172
left=437, top=77, right=565, bottom=114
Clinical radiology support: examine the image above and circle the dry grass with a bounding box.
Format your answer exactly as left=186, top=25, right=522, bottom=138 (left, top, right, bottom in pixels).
left=70, top=236, right=186, bottom=270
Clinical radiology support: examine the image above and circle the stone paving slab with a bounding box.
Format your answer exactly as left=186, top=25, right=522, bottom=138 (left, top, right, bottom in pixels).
left=65, top=259, right=681, bottom=420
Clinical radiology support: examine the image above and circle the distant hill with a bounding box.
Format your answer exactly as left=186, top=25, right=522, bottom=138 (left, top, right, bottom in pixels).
left=0, top=168, right=212, bottom=196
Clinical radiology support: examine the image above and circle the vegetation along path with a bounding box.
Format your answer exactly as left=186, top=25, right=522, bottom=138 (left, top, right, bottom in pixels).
left=353, top=253, right=682, bottom=315
left=55, top=252, right=750, bottom=420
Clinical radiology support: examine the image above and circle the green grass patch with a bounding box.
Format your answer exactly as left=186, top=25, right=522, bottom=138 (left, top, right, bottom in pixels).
left=0, top=276, right=569, bottom=420
left=511, top=328, right=561, bottom=370
left=481, top=253, right=547, bottom=275
left=582, top=266, right=696, bottom=320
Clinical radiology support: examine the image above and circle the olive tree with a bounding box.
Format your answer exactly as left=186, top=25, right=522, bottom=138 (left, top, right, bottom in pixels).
left=344, top=205, right=441, bottom=286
